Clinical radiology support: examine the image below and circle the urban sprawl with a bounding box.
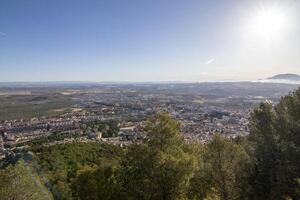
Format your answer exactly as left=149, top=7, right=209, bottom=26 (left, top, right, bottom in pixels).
left=1, top=82, right=297, bottom=160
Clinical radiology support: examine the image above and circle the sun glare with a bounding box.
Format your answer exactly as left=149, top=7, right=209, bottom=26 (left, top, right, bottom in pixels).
left=247, top=5, right=289, bottom=41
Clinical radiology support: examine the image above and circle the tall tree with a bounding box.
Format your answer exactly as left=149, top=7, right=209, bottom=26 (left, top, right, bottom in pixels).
left=146, top=112, right=183, bottom=152
left=247, top=102, right=283, bottom=199
left=247, top=89, right=300, bottom=199
left=190, top=135, right=250, bottom=200
left=274, top=89, right=300, bottom=199
left=118, top=113, right=195, bottom=200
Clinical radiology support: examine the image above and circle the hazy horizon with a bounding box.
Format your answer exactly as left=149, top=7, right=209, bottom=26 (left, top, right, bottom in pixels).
left=1, top=0, right=300, bottom=82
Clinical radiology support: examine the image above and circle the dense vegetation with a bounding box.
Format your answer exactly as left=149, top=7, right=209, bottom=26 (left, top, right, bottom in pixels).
left=33, top=143, right=122, bottom=199
left=81, top=120, right=120, bottom=137
left=0, top=160, right=53, bottom=200
left=1, top=88, right=300, bottom=199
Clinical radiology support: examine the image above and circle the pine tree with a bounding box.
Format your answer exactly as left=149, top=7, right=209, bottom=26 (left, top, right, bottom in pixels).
left=247, top=88, right=300, bottom=199
left=118, top=113, right=195, bottom=200
left=189, top=135, right=250, bottom=200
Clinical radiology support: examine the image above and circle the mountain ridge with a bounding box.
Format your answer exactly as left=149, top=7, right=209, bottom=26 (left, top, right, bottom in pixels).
left=268, top=73, right=300, bottom=81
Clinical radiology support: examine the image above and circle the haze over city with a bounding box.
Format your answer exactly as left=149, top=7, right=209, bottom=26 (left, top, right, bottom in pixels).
left=1, top=0, right=300, bottom=82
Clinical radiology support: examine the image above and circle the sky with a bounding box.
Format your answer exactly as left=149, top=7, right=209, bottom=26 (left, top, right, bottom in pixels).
left=0, top=0, right=300, bottom=82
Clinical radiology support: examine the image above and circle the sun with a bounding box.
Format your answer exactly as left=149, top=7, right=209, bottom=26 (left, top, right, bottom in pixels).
left=247, top=5, right=289, bottom=41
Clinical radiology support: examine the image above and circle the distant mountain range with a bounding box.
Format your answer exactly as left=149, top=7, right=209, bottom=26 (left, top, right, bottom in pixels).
left=268, top=74, right=300, bottom=81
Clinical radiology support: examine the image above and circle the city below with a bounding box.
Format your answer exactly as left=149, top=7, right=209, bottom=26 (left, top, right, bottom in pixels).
left=0, top=81, right=299, bottom=160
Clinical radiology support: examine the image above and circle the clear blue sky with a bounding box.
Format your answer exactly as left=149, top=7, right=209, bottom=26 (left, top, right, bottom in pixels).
left=1, top=0, right=299, bottom=82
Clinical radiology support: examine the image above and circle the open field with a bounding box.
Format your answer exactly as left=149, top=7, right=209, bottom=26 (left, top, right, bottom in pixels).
left=0, top=93, right=73, bottom=121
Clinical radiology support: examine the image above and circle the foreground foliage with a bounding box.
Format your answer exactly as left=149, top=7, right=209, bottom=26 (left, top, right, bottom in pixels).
left=0, top=160, right=53, bottom=200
